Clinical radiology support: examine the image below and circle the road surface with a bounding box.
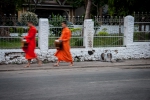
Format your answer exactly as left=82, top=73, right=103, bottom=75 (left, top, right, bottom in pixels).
left=0, top=67, right=150, bottom=100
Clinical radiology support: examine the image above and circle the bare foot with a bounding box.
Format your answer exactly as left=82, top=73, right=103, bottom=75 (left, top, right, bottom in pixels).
left=53, top=63, right=59, bottom=67
left=69, top=62, right=74, bottom=66
left=38, top=60, right=42, bottom=67
left=24, top=65, right=30, bottom=68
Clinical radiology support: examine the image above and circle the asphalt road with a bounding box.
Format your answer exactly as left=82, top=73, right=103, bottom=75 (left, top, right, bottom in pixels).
left=0, top=67, right=150, bottom=100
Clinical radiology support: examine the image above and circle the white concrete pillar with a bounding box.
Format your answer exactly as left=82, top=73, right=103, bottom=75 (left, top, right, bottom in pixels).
left=83, top=19, right=94, bottom=50
left=124, top=16, right=134, bottom=46
left=38, top=18, right=49, bottom=52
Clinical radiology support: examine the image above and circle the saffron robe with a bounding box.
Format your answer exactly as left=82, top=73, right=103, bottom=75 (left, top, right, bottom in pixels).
left=22, top=26, right=37, bottom=59
left=54, top=27, right=73, bottom=62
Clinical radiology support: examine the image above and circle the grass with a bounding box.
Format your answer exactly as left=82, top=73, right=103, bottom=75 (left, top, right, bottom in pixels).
left=0, top=38, right=21, bottom=49
left=134, top=32, right=150, bottom=42
left=0, top=34, right=125, bottom=49
left=93, top=33, right=124, bottom=47
left=93, top=37, right=124, bottom=47
left=49, top=36, right=84, bottom=48
left=0, top=38, right=38, bottom=49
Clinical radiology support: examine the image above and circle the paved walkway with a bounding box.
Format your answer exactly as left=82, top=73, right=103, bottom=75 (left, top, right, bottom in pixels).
left=0, top=59, right=150, bottom=71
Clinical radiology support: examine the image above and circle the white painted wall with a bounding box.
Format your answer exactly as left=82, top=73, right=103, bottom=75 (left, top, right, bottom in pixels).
left=1, top=42, right=150, bottom=64
left=95, top=25, right=124, bottom=34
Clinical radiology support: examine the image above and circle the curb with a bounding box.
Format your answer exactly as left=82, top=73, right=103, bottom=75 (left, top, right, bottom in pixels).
left=0, top=63, right=150, bottom=72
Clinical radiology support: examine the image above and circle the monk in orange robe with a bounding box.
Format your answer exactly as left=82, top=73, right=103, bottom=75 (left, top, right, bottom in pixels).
left=54, top=21, right=73, bottom=66
left=22, top=21, right=41, bottom=68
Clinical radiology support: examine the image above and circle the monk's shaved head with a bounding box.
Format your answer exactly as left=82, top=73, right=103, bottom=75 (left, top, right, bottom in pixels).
left=62, top=21, right=67, bottom=25
left=61, top=21, right=67, bottom=28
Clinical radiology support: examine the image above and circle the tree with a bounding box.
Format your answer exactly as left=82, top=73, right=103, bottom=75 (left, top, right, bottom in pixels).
left=68, top=0, right=150, bottom=17
left=68, top=0, right=107, bottom=19
left=25, top=0, right=43, bottom=12
left=67, top=0, right=89, bottom=19
left=84, top=0, right=92, bottom=19
left=107, top=0, right=150, bottom=16
left=0, top=0, right=45, bottom=16
left=0, top=0, right=25, bottom=15
left=92, top=0, right=108, bottom=16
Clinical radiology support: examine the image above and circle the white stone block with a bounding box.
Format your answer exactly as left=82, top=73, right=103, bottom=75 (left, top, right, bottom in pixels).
left=5, top=62, right=9, bottom=65
left=5, top=56, right=10, bottom=61
left=38, top=18, right=49, bottom=52
left=46, top=55, right=51, bottom=58
left=0, top=52, right=5, bottom=62
left=84, top=19, right=94, bottom=50
left=124, top=16, right=134, bottom=46
left=48, top=58, right=52, bottom=61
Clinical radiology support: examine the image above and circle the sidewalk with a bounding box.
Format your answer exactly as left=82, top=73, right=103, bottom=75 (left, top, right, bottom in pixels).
left=0, top=59, right=150, bottom=71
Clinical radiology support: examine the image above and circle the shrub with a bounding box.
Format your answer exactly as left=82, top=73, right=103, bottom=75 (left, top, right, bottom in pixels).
left=49, top=14, right=64, bottom=26
left=20, top=11, right=38, bottom=26
left=49, top=13, right=74, bottom=27
left=134, top=32, right=150, bottom=41
left=70, top=28, right=81, bottom=32
left=9, top=28, right=14, bottom=33
left=17, top=27, right=24, bottom=37
left=98, top=28, right=108, bottom=36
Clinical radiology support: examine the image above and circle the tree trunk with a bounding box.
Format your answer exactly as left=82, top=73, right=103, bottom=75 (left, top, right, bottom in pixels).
left=99, top=7, right=102, bottom=17
left=84, top=0, right=92, bottom=19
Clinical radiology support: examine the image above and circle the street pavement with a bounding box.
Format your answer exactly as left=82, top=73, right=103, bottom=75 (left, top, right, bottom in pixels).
left=0, top=59, right=150, bottom=71
left=0, top=67, right=150, bottom=100
left=0, top=59, right=150, bottom=100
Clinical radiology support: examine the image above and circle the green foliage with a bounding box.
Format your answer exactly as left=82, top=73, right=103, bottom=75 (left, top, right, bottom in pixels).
left=70, top=28, right=82, bottom=32
left=0, top=38, right=21, bottom=49
left=70, top=28, right=83, bottom=46
left=134, top=32, right=150, bottom=41
left=98, top=31, right=108, bottom=36
left=67, top=0, right=85, bottom=8
left=20, top=11, right=38, bottom=26
left=49, top=14, right=75, bottom=37
left=93, top=36, right=123, bottom=47
left=14, top=0, right=25, bottom=11
left=9, top=28, right=14, bottom=33
left=9, top=27, right=29, bottom=34
left=0, top=0, right=25, bottom=12
left=17, top=27, right=24, bottom=33
left=49, top=14, right=64, bottom=26
left=98, top=28, right=108, bottom=36
left=49, top=13, right=74, bottom=26
left=17, top=27, right=24, bottom=37
left=108, top=0, right=150, bottom=16
left=134, top=32, right=142, bottom=38
left=74, top=39, right=83, bottom=46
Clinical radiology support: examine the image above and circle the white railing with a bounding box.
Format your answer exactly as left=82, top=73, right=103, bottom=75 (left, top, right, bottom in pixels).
left=49, top=27, right=84, bottom=48
left=0, top=26, right=38, bottom=49
left=134, top=22, right=150, bottom=42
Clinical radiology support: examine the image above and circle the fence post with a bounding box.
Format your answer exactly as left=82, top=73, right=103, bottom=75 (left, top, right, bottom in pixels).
left=38, top=18, right=49, bottom=52
left=124, top=15, right=134, bottom=46
left=83, top=19, right=94, bottom=50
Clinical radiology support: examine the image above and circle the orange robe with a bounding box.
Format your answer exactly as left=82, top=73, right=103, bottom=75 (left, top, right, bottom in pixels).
left=54, top=27, right=73, bottom=62
left=22, top=26, right=37, bottom=59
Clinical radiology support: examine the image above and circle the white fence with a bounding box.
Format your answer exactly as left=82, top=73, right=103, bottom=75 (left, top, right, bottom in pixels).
left=0, top=16, right=150, bottom=64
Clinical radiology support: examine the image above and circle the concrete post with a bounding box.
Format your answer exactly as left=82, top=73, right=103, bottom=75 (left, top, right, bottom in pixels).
left=83, top=19, right=94, bottom=50
left=38, top=18, right=49, bottom=52
left=124, top=16, right=134, bottom=46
